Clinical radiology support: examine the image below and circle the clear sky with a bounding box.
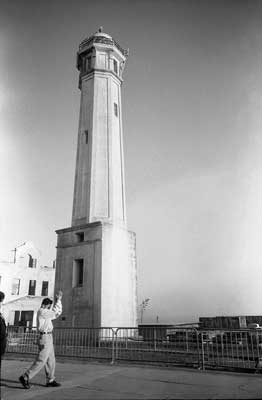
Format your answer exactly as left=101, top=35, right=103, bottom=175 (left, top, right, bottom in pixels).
left=1, top=0, right=262, bottom=323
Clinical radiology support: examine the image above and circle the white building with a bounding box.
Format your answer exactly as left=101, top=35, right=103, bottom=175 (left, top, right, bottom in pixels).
left=0, top=241, right=55, bottom=327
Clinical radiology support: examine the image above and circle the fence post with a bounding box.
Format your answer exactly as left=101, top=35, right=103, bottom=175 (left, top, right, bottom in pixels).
left=154, top=328, right=157, bottom=351
left=111, top=328, right=117, bottom=364
left=200, top=331, right=205, bottom=370
left=194, top=328, right=201, bottom=369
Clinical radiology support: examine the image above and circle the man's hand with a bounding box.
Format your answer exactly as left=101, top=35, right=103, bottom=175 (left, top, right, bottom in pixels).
left=56, top=290, right=63, bottom=300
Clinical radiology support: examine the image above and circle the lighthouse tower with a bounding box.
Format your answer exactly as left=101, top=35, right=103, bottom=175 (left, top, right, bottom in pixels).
left=54, top=29, right=137, bottom=328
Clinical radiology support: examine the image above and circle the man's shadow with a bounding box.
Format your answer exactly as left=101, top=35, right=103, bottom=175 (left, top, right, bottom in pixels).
left=1, top=378, right=45, bottom=389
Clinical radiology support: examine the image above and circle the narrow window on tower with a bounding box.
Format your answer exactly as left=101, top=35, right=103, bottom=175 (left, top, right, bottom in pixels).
left=87, top=56, right=91, bottom=70
left=113, top=59, right=118, bottom=74
left=84, top=130, right=88, bottom=144
left=28, top=280, right=36, bottom=295
left=76, top=232, right=84, bottom=242
left=114, top=103, right=118, bottom=117
left=72, top=259, right=84, bottom=287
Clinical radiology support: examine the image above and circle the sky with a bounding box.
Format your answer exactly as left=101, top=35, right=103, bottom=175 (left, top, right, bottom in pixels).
left=1, top=0, right=262, bottom=323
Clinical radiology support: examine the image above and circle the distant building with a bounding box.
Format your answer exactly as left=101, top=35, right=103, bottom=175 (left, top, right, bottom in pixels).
left=199, top=316, right=262, bottom=329
left=138, top=324, right=174, bottom=341
left=0, top=242, right=55, bottom=327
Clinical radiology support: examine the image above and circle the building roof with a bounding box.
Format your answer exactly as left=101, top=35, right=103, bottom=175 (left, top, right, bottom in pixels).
left=138, top=323, right=174, bottom=328
left=78, top=28, right=128, bottom=58
left=93, top=27, right=112, bottom=40
left=3, top=295, right=48, bottom=305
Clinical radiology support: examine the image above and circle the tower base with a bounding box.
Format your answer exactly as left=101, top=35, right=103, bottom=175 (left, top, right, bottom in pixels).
left=54, top=221, right=137, bottom=328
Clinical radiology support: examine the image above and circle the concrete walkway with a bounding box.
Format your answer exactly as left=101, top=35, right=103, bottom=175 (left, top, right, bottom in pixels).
left=1, top=358, right=262, bottom=399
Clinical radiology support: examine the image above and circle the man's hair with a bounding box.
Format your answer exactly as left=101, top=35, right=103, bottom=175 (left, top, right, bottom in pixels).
left=0, top=291, right=5, bottom=303
left=41, top=298, right=53, bottom=307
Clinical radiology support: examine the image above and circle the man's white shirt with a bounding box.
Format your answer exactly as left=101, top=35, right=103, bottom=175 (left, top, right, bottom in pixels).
left=37, top=299, right=62, bottom=333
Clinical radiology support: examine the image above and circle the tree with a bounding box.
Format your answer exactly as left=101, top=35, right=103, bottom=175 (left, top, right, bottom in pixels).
left=139, top=298, right=150, bottom=323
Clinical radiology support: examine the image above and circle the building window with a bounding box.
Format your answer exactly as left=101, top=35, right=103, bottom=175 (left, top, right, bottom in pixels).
left=85, top=56, right=91, bottom=71
left=114, top=103, right=118, bottom=117
left=84, top=130, right=88, bottom=144
left=41, top=281, right=49, bottom=296
left=14, top=310, right=20, bottom=326
left=28, top=280, right=36, bottom=295
left=14, top=310, right=34, bottom=329
left=72, top=259, right=84, bottom=287
left=113, top=59, right=118, bottom=74
left=28, top=255, right=37, bottom=268
left=21, top=310, right=34, bottom=328
left=11, top=278, right=21, bottom=295
left=76, top=232, right=84, bottom=242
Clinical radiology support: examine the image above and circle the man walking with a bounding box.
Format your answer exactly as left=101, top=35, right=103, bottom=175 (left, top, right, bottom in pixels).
left=19, top=290, right=63, bottom=389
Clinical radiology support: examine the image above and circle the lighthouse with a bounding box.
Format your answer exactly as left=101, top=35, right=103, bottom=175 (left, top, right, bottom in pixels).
left=54, top=29, right=137, bottom=327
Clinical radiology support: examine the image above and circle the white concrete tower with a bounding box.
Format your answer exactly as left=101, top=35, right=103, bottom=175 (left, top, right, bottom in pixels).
left=54, top=29, right=137, bottom=328
left=72, top=28, right=128, bottom=227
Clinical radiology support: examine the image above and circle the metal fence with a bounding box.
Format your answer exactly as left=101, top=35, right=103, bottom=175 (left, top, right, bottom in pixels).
left=7, top=326, right=114, bottom=361
left=198, top=329, right=262, bottom=370
left=6, top=326, right=262, bottom=372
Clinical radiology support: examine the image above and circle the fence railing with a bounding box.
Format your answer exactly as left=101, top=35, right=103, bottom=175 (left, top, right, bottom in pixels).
left=6, top=326, right=262, bottom=372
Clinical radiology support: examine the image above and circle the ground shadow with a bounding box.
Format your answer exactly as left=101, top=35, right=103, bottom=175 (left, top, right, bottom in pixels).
left=1, top=378, right=45, bottom=389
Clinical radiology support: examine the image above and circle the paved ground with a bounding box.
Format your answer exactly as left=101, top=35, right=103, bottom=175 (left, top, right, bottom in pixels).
left=1, top=358, right=262, bottom=399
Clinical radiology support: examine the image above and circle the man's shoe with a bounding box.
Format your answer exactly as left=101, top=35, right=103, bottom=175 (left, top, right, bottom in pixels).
left=46, top=380, right=61, bottom=387
left=19, top=375, right=30, bottom=389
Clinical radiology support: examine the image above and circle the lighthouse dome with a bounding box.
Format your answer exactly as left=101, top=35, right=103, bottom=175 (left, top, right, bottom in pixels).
left=93, top=27, right=112, bottom=40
